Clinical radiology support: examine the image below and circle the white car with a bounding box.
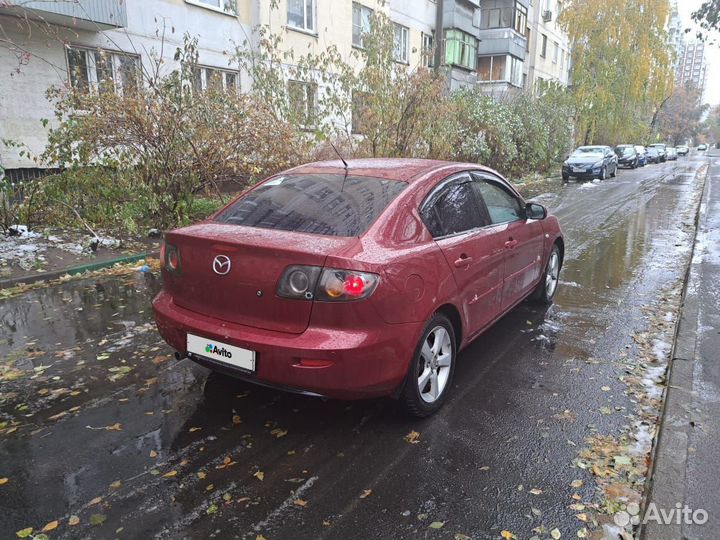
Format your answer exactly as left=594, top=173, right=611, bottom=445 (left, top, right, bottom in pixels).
left=698, top=144, right=708, bottom=151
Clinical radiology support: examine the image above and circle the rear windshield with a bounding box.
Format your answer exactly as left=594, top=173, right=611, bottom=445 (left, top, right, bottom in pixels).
left=215, top=174, right=407, bottom=237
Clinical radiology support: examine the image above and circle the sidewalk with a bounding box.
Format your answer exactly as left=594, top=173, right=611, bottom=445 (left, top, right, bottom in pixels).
left=644, top=148, right=720, bottom=540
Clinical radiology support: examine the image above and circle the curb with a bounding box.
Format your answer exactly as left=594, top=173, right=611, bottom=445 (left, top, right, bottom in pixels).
left=639, top=162, right=710, bottom=540
left=0, top=251, right=158, bottom=290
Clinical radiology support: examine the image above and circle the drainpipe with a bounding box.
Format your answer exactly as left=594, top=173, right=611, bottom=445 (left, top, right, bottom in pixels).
left=433, top=0, right=444, bottom=71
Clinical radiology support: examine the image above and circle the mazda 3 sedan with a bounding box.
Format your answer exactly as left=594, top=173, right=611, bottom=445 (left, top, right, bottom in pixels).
left=562, top=146, right=618, bottom=181
left=153, top=159, right=564, bottom=416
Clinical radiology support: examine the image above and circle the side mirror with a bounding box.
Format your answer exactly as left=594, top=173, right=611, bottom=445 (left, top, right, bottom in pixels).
left=525, top=202, right=547, bottom=220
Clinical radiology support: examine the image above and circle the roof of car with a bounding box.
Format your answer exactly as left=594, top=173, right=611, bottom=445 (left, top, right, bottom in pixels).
left=284, top=158, right=492, bottom=183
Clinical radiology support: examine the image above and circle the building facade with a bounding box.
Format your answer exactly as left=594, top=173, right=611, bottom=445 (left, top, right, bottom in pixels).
left=676, top=41, right=708, bottom=99
left=1, top=0, right=571, bottom=175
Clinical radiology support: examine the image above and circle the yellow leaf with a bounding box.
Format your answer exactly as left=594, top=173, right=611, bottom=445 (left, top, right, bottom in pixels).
left=163, top=470, right=178, bottom=478
left=404, top=430, right=420, bottom=444
left=232, top=415, right=242, bottom=424
left=197, top=471, right=207, bottom=479
left=42, top=520, right=59, bottom=532
left=360, top=489, right=372, bottom=499
left=256, top=536, right=267, bottom=540
left=293, top=498, right=307, bottom=507
left=68, top=515, right=80, bottom=526
left=551, top=528, right=562, bottom=539
left=254, top=471, right=265, bottom=481
left=570, top=479, right=583, bottom=488
left=270, top=428, right=288, bottom=438
left=576, top=513, right=587, bottom=522
left=89, top=496, right=103, bottom=505
left=15, top=527, right=33, bottom=538
left=189, top=427, right=202, bottom=432
left=500, top=531, right=516, bottom=540
left=0, top=477, right=8, bottom=485
left=105, top=423, right=122, bottom=431
left=529, top=488, right=543, bottom=495
left=150, top=450, right=158, bottom=458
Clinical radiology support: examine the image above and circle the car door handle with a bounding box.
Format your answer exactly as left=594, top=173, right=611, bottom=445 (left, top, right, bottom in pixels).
left=505, top=239, right=518, bottom=249
left=454, top=255, right=472, bottom=268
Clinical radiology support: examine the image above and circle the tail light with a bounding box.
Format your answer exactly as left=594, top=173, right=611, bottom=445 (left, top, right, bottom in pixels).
left=162, top=240, right=181, bottom=273
left=276, top=266, right=379, bottom=302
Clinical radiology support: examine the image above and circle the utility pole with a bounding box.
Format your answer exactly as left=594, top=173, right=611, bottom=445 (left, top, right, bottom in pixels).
left=433, top=0, right=444, bottom=71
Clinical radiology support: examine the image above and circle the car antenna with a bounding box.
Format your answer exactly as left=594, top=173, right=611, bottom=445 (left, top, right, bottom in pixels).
left=330, top=141, right=349, bottom=170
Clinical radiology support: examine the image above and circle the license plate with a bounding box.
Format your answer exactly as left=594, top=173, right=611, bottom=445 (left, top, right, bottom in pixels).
left=573, top=166, right=586, bottom=173
left=187, top=333, right=255, bottom=372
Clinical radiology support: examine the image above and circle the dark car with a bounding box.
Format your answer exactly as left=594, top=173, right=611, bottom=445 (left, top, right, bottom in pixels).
left=634, top=145, right=648, bottom=166
left=615, top=145, right=640, bottom=168
left=562, top=146, right=618, bottom=181
left=646, top=147, right=661, bottom=163
left=153, top=158, right=564, bottom=416
left=648, top=143, right=667, bottom=162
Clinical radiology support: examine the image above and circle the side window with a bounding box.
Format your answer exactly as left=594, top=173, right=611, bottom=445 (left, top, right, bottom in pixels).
left=472, top=179, right=522, bottom=224
left=421, top=180, right=484, bottom=238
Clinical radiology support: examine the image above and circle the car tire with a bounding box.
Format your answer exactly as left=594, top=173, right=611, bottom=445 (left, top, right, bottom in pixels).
left=610, top=164, right=617, bottom=177
left=530, top=245, right=561, bottom=305
left=598, top=166, right=607, bottom=180
left=399, top=313, right=457, bottom=418
left=562, top=172, right=570, bottom=182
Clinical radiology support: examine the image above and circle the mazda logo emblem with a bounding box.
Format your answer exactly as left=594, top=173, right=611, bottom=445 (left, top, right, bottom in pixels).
left=212, top=255, right=231, bottom=276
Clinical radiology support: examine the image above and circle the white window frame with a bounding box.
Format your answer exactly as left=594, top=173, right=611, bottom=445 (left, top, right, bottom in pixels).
left=552, top=41, right=559, bottom=63
left=421, top=32, right=435, bottom=68
left=393, top=23, right=409, bottom=63
left=185, top=0, right=238, bottom=16
left=287, top=0, right=316, bottom=33
left=191, top=65, right=240, bottom=93
left=66, top=46, right=140, bottom=95
left=288, top=79, right=318, bottom=129
left=352, top=3, right=373, bottom=48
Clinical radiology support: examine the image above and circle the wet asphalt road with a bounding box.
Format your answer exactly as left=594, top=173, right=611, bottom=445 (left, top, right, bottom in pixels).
left=0, top=154, right=710, bottom=540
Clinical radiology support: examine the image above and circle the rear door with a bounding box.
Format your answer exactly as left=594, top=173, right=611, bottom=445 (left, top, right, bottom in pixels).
left=471, top=173, right=545, bottom=310
left=420, top=174, right=506, bottom=336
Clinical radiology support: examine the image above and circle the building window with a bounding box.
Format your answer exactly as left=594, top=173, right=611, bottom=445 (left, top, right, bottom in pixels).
left=477, top=55, right=523, bottom=87
left=393, top=23, right=409, bottom=63
left=288, top=80, right=318, bottom=128
left=67, top=46, right=140, bottom=94
left=352, top=3, right=373, bottom=48
left=186, top=0, right=237, bottom=15
left=421, top=32, right=435, bottom=68
left=191, top=65, right=239, bottom=93
left=552, top=41, right=559, bottom=63
left=287, top=0, right=315, bottom=32
left=514, top=2, right=527, bottom=35
left=540, top=34, right=547, bottom=58
left=445, top=29, right=477, bottom=70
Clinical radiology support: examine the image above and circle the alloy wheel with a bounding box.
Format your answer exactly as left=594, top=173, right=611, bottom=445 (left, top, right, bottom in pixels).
left=417, top=326, right=453, bottom=403
left=546, top=251, right=560, bottom=298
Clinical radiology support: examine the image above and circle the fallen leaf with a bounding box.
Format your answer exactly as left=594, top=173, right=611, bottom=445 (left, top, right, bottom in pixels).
left=270, top=428, right=288, bottom=438
left=163, top=470, right=178, bottom=478
left=569, top=503, right=585, bottom=511
left=293, top=498, right=307, bottom=507
left=41, top=521, right=59, bottom=532
left=256, top=536, right=267, bottom=540
left=429, top=521, right=445, bottom=529
left=531, top=507, right=542, bottom=516
left=0, top=477, right=8, bottom=485
left=570, top=479, right=583, bottom=488
left=197, top=472, right=206, bottom=480
left=207, top=504, right=218, bottom=515
left=500, top=531, right=516, bottom=540
left=150, top=450, right=158, bottom=458
left=479, top=465, right=490, bottom=471
left=68, top=516, right=80, bottom=526
left=360, top=489, right=372, bottom=499
left=455, top=535, right=471, bottom=540
left=89, top=496, right=103, bottom=506
left=206, top=484, right=214, bottom=491
left=232, top=415, right=242, bottom=425
left=601, top=386, right=610, bottom=392
left=223, top=492, right=232, bottom=502
left=89, top=514, right=106, bottom=526
left=109, top=480, right=122, bottom=490
left=551, top=528, right=561, bottom=539
left=105, top=423, right=122, bottom=431
left=16, top=528, right=33, bottom=538
left=404, top=430, right=420, bottom=444
left=189, top=427, right=202, bottom=433
left=614, top=455, right=632, bottom=466
left=529, top=488, right=543, bottom=495
left=576, top=513, right=587, bottom=522
left=577, top=528, right=588, bottom=538
left=254, top=471, right=265, bottom=481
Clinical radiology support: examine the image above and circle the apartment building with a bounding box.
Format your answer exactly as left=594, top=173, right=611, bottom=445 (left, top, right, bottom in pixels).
left=524, top=0, right=570, bottom=89
left=676, top=40, right=707, bottom=99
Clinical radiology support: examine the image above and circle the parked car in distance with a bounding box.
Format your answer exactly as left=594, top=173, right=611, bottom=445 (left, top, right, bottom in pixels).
left=562, top=146, right=619, bottom=181
left=615, top=145, right=640, bottom=168
left=152, top=158, right=565, bottom=417
left=698, top=144, right=708, bottom=151
left=634, top=145, right=648, bottom=167
left=677, top=145, right=689, bottom=156
left=647, top=143, right=667, bottom=162
left=666, top=147, right=678, bottom=161
left=646, top=147, right=661, bottom=164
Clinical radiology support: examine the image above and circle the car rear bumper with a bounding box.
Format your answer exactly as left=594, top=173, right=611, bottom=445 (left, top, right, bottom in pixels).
left=152, top=291, right=422, bottom=400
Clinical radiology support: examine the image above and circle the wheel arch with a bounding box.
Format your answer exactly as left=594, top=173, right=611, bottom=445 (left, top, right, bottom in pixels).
left=554, top=237, right=565, bottom=270
left=435, top=303, right=463, bottom=348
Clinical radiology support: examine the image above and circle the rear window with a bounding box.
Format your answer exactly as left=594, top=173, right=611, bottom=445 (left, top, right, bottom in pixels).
left=215, top=174, right=407, bottom=237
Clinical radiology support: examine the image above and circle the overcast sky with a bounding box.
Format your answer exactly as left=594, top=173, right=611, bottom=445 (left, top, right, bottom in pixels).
left=676, top=0, right=720, bottom=106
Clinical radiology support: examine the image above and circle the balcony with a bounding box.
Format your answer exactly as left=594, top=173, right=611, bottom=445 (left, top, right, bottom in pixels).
left=0, top=0, right=127, bottom=30
left=476, top=27, right=527, bottom=60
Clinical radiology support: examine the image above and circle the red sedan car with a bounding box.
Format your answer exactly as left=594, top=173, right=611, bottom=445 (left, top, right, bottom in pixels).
left=153, top=159, right=564, bottom=416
